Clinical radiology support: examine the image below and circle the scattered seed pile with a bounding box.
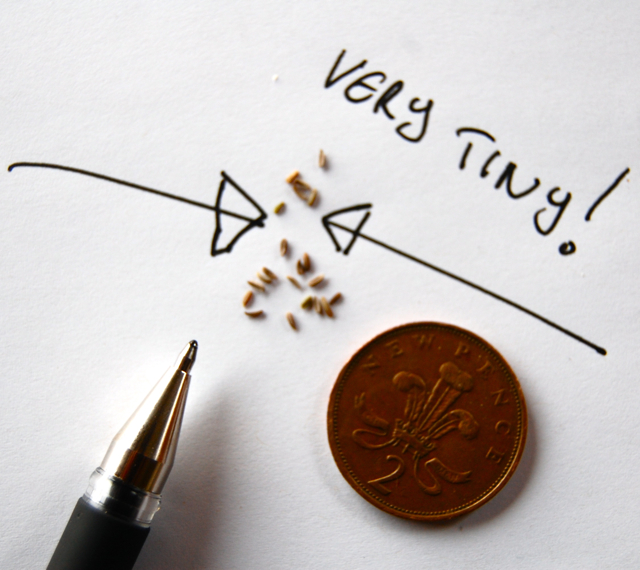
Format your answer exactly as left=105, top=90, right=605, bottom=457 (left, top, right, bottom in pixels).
left=242, top=151, right=342, bottom=331
left=243, top=248, right=342, bottom=330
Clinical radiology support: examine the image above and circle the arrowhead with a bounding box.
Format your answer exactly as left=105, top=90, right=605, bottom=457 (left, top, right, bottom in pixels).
left=211, top=172, right=267, bottom=256
left=321, top=204, right=372, bottom=254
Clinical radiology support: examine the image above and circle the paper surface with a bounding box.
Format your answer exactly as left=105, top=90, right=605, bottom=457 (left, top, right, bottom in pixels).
left=1, top=2, right=639, bottom=568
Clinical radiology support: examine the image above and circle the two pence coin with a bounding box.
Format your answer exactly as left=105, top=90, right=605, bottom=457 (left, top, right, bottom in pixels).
left=327, top=322, right=527, bottom=521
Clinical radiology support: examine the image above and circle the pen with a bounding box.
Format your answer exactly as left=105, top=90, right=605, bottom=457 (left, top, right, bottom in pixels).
left=47, top=340, right=198, bottom=570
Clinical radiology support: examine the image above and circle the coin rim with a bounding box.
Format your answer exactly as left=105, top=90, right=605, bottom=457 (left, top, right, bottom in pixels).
left=327, top=322, right=528, bottom=521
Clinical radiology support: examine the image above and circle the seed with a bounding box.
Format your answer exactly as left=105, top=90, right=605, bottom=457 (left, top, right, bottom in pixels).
left=293, top=180, right=311, bottom=202
left=258, top=272, right=272, bottom=284
left=308, top=274, right=324, bottom=287
left=274, top=202, right=285, bottom=214
left=292, top=186, right=306, bottom=200
left=280, top=239, right=288, bottom=256
left=285, top=170, right=300, bottom=184
left=248, top=280, right=266, bottom=293
left=307, top=188, right=318, bottom=206
left=293, top=178, right=311, bottom=191
left=296, top=259, right=306, bottom=275
left=286, top=312, right=297, bottom=330
left=262, top=267, right=277, bottom=280
left=292, top=179, right=311, bottom=200
left=242, top=290, right=253, bottom=307
left=321, top=297, right=334, bottom=318
left=245, top=310, right=264, bottom=318
left=302, top=252, right=311, bottom=271
left=287, top=275, right=302, bottom=289
left=319, top=149, right=326, bottom=168
left=329, top=292, right=342, bottom=305
left=301, top=295, right=313, bottom=309
left=313, top=296, right=324, bottom=315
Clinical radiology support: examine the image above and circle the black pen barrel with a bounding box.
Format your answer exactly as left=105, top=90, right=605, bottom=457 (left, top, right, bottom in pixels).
left=47, top=497, right=150, bottom=570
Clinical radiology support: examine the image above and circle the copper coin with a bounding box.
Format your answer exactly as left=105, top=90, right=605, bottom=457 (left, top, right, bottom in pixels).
left=327, top=322, right=527, bottom=521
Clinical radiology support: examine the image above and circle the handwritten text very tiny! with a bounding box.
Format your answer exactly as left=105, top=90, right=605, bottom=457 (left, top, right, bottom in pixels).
left=324, top=49, right=631, bottom=256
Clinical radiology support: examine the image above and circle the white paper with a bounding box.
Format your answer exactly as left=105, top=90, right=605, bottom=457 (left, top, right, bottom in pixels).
left=1, top=2, right=639, bottom=568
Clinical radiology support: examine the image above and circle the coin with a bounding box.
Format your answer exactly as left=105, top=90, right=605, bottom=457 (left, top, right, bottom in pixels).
left=327, top=322, right=527, bottom=521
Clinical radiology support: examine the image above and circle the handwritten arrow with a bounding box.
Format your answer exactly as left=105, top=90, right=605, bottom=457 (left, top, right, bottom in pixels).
left=322, top=204, right=606, bottom=355
left=8, top=162, right=267, bottom=256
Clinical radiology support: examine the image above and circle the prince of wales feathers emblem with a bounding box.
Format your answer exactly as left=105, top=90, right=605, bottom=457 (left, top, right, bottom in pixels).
left=353, top=362, right=479, bottom=495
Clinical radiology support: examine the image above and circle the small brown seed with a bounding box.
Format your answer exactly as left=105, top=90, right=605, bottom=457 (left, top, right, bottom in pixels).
left=285, top=170, right=300, bottom=184
left=286, top=312, right=297, bottom=330
left=301, top=295, right=313, bottom=309
left=257, top=272, right=272, bottom=284
left=248, top=280, right=266, bottom=293
left=287, top=275, right=302, bottom=289
left=329, top=292, right=342, bottom=305
left=321, top=297, right=334, bottom=318
left=280, top=239, right=288, bottom=256
left=293, top=178, right=311, bottom=192
left=302, top=252, right=311, bottom=271
left=262, top=267, right=278, bottom=280
left=242, top=290, right=253, bottom=307
left=308, top=274, right=324, bottom=287
left=313, top=296, right=324, bottom=315
left=245, top=310, right=264, bottom=318
left=292, top=186, right=307, bottom=200
left=319, top=149, right=326, bottom=168
left=307, top=188, right=318, bottom=206
left=296, top=259, right=306, bottom=275
left=292, top=179, right=312, bottom=201
left=274, top=202, right=285, bottom=214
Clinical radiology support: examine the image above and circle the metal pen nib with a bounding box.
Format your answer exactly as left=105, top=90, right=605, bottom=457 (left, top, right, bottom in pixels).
left=47, top=342, right=199, bottom=570
left=100, top=340, right=198, bottom=494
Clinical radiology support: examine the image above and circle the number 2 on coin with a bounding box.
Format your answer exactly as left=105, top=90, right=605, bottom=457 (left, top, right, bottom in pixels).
left=367, top=455, right=406, bottom=495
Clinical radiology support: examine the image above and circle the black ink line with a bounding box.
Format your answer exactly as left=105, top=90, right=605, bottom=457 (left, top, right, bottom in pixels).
left=585, top=168, right=630, bottom=221
left=7, top=162, right=257, bottom=224
left=322, top=205, right=606, bottom=355
left=325, top=49, right=368, bottom=88
left=211, top=171, right=267, bottom=256
left=480, top=150, right=501, bottom=178
left=322, top=203, right=373, bottom=251
left=456, top=127, right=496, bottom=142
left=8, top=161, right=268, bottom=257
left=343, top=211, right=371, bottom=255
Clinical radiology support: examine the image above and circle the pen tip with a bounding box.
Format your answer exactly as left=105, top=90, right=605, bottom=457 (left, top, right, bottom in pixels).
left=176, top=340, right=198, bottom=373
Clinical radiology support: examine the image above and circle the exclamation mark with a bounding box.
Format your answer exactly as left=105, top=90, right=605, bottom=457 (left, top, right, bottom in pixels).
left=558, top=167, right=631, bottom=256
